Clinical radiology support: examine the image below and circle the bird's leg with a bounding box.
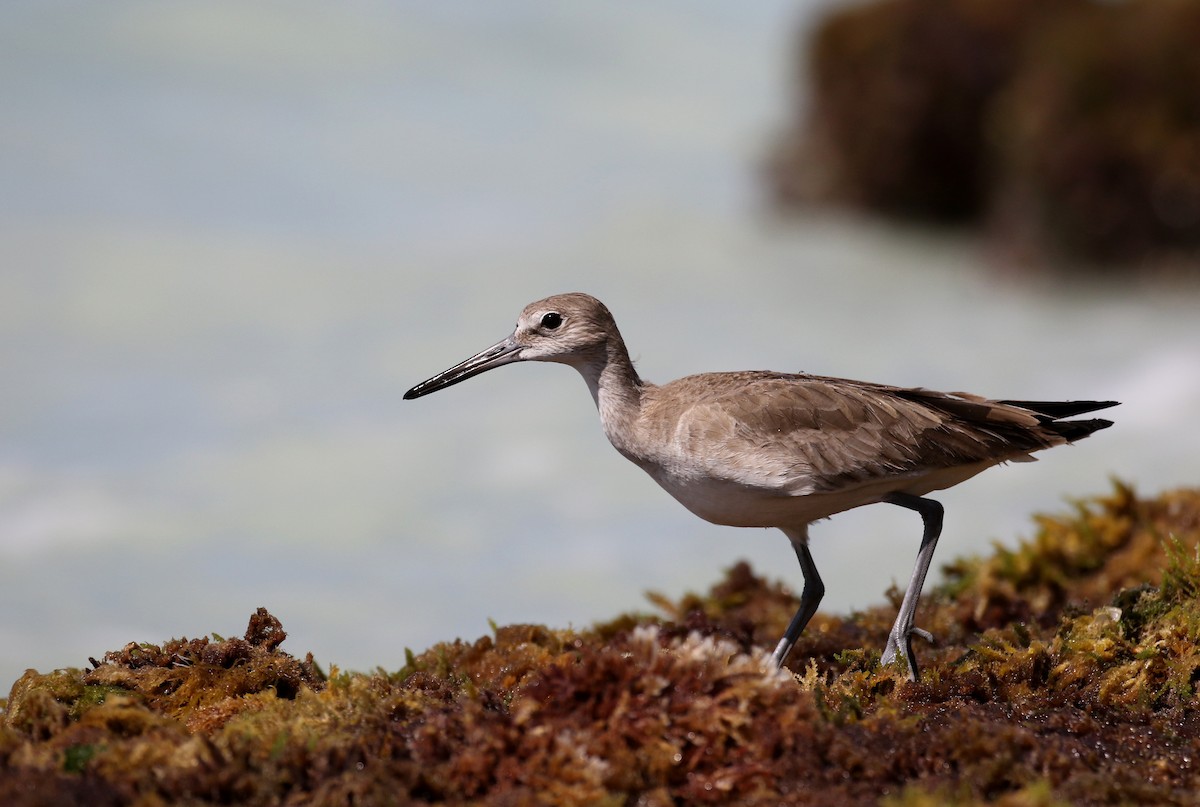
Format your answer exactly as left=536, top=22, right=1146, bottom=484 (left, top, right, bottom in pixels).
left=771, top=527, right=825, bottom=669
left=880, top=493, right=944, bottom=681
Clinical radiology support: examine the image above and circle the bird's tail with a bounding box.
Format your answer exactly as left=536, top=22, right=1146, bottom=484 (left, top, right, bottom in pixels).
left=1000, top=399, right=1118, bottom=442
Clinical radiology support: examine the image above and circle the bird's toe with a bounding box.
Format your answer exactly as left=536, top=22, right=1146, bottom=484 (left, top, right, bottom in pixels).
left=881, top=625, right=935, bottom=681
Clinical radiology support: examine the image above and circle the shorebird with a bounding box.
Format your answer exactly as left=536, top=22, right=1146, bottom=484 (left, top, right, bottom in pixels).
left=404, top=293, right=1116, bottom=680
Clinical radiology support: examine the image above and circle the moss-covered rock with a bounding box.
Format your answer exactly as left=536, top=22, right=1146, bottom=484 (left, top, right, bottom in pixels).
left=991, top=0, right=1200, bottom=265
left=770, top=0, right=1081, bottom=222
left=769, top=0, right=1200, bottom=269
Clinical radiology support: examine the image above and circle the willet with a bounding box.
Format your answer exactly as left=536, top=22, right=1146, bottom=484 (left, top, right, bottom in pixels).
left=405, top=293, right=1116, bottom=680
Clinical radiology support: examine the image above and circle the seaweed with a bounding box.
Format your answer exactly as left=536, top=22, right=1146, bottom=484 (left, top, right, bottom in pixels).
left=3, top=483, right=1199, bottom=805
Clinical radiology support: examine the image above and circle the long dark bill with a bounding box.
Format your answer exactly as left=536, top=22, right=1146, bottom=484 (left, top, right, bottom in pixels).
left=404, top=336, right=523, bottom=400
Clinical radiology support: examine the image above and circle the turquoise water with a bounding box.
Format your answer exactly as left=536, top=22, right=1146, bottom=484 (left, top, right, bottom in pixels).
left=2, top=1, right=1197, bottom=691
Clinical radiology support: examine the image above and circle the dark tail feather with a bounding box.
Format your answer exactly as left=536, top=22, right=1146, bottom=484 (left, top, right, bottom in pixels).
left=1048, top=417, right=1115, bottom=442
left=999, top=399, right=1120, bottom=418
left=999, top=399, right=1119, bottom=443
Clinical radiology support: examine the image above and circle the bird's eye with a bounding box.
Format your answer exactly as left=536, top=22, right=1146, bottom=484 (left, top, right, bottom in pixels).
left=540, top=312, right=563, bottom=330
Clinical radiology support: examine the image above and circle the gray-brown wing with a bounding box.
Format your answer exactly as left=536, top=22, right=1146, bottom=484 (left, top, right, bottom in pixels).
left=657, top=373, right=1057, bottom=495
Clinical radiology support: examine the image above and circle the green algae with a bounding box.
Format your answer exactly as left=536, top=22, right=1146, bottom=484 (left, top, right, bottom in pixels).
left=3, top=483, right=1200, bottom=805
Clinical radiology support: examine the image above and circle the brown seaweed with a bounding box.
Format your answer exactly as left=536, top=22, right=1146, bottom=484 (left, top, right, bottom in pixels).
left=3, top=483, right=1199, bottom=805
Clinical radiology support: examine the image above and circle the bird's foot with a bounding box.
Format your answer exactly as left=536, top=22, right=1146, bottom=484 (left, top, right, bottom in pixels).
left=880, top=626, right=935, bottom=682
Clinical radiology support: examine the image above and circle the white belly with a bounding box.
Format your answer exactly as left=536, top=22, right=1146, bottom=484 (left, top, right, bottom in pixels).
left=636, top=458, right=998, bottom=529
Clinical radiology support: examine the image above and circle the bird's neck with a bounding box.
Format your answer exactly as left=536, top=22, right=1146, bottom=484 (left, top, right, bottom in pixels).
left=577, top=334, right=645, bottom=433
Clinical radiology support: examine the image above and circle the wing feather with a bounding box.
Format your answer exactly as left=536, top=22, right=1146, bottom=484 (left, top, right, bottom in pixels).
left=645, top=372, right=1066, bottom=496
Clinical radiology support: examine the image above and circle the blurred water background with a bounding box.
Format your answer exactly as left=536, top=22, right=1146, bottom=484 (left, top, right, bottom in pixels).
left=2, top=0, right=1198, bottom=691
